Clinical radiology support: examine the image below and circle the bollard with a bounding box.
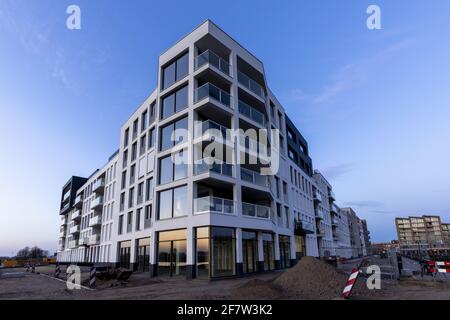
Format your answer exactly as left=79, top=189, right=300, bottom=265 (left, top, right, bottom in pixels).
left=31, top=265, right=35, bottom=274
left=89, top=267, right=96, bottom=289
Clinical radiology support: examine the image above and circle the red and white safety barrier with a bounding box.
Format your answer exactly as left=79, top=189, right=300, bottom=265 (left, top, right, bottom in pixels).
left=342, top=268, right=360, bottom=299
left=426, top=261, right=450, bottom=273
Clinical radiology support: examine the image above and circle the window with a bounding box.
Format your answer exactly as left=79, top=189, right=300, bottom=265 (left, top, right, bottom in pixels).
left=287, top=128, right=295, bottom=141
left=149, top=102, right=156, bottom=123
left=145, top=178, right=154, bottom=201
left=144, top=205, right=152, bottom=228
left=122, top=150, right=128, bottom=168
left=160, top=85, right=188, bottom=120
left=120, top=192, right=125, bottom=212
left=121, top=171, right=126, bottom=190
left=132, top=119, right=138, bottom=140
left=137, top=182, right=144, bottom=204
left=141, top=110, right=148, bottom=132
left=159, top=150, right=187, bottom=185
left=288, top=147, right=298, bottom=162
left=157, top=185, right=188, bottom=220
left=131, top=142, right=137, bottom=161
left=159, top=117, right=188, bottom=151
left=118, top=215, right=124, bottom=235
left=148, top=127, right=155, bottom=149
left=136, top=208, right=142, bottom=231
left=128, top=187, right=134, bottom=208
left=162, top=52, right=189, bottom=89
left=123, top=128, right=129, bottom=148
left=127, top=212, right=133, bottom=233
left=140, top=134, right=146, bottom=155
left=130, top=164, right=136, bottom=185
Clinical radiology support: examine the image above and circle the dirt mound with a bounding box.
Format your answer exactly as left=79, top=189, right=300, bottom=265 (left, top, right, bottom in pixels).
left=273, top=257, right=348, bottom=299
left=230, top=279, right=283, bottom=300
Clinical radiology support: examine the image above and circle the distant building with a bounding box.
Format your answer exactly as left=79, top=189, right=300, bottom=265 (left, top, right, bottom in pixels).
left=371, top=241, right=399, bottom=255
left=395, top=215, right=450, bottom=258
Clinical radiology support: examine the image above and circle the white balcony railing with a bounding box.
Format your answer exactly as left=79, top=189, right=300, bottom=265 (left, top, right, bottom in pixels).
left=68, top=240, right=78, bottom=249
left=315, top=209, right=324, bottom=220
left=242, top=202, right=271, bottom=219
left=88, top=235, right=100, bottom=246
left=90, top=196, right=104, bottom=210
left=194, top=196, right=235, bottom=215
left=89, top=215, right=102, bottom=227
left=93, top=178, right=105, bottom=192
left=69, top=225, right=80, bottom=234
left=74, top=194, right=83, bottom=207
left=71, top=210, right=81, bottom=220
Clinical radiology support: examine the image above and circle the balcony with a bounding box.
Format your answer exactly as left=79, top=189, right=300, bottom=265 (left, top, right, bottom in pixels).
left=316, top=228, right=325, bottom=237
left=78, top=237, right=87, bottom=246
left=195, top=120, right=230, bottom=143
left=195, top=83, right=232, bottom=109
left=71, top=210, right=81, bottom=221
left=74, top=194, right=83, bottom=208
left=61, top=216, right=67, bottom=225
left=332, top=217, right=339, bottom=227
left=330, top=204, right=339, bottom=215
left=93, top=178, right=105, bottom=193
left=240, top=167, right=269, bottom=188
left=69, top=225, right=80, bottom=234
left=313, top=192, right=322, bottom=204
left=238, top=100, right=265, bottom=127
left=194, top=158, right=233, bottom=177
left=237, top=71, right=265, bottom=99
left=194, top=196, right=235, bottom=215
left=294, top=219, right=315, bottom=235
left=315, top=210, right=324, bottom=220
left=59, top=231, right=66, bottom=238
left=90, top=196, right=104, bottom=210
left=195, top=50, right=231, bottom=77
left=328, top=189, right=336, bottom=201
left=63, top=190, right=70, bottom=201
left=68, top=240, right=78, bottom=249
left=242, top=202, right=271, bottom=219
left=240, top=136, right=270, bottom=160
left=88, top=235, right=100, bottom=246
left=89, top=215, right=102, bottom=227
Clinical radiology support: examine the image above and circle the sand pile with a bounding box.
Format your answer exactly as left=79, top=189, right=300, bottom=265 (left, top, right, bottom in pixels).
left=230, top=257, right=378, bottom=300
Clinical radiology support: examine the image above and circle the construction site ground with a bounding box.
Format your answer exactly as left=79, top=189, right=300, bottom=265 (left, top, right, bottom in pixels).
left=1, top=256, right=449, bottom=300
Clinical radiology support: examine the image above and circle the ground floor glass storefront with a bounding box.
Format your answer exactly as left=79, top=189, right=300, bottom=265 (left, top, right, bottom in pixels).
left=136, top=237, right=150, bottom=272
left=279, top=235, right=291, bottom=269
left=118, top=240, right=131, bottom=269
left=195, top=226, right=236, bottom=278
left=157, top=229, right=187, bottom=277
left=262, top=233, right=275, bottom=271
left=242, top=230, right=258, bottom=274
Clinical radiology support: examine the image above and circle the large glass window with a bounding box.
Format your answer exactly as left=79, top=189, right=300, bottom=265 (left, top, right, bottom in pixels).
left=157, top=185, right=188, bottom=220
left=157, top=229, right=187, bottom=277
left=118, top=240, right=131, bottom=269
left=279, top=235, right=291, bottom=269
left=242, top=230, right=258, bottom=274
left=195, top=227, right=236, bottom=278
left=159, top=117, right=188, bottom=151
left=158, top=150, right=187, bottom=185
left=263, top=233, right=275, bottom=271
left=161, top=86, right=188, bottom=120
left=136, top=237, right=150, bottom=272
left=162, top=52, right=189, bottom=89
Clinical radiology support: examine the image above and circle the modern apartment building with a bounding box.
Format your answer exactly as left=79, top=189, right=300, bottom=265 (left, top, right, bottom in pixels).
left=341, top=207, right=366, bottom=258
left=57, top=20, right=369, bottom=278
left=395, top=215, right=450, bottom=258
left=330, top=204, right=353, bottom=258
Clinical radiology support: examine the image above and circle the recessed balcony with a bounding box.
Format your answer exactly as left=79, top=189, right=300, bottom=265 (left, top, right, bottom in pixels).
left=332, top=217, right=339, bottom=227
left=294, top=219, right=315, bottom=235
left=89, top=215, right=102, bottom=227
left=242, top=202, right=271, bottom=220
left=238, top=100, right=265, bottom=127
left=237, top=71, right=265, bottom=99
left=61, top=216, right=67, bottom=225
left=328, top=189, right=336, bottom=201
left=195, top=49, right=231, bottom=77
left=78, top=237, right=87, bottom=246
left=69, top=225, right=80, bottom=234
left=194, top=158, right=234, bottom=177
left=315, top=209, right=324, bottom=220
left=90, top=196, right=104, bottom=210
left=71, top=210, right=81, bottom=221
left=194, top=196, right=235, bottom=215
left=330, top=204, right=339, bottom=215
left=59, top=231, right=66, bottom=238
left=313, top=192, right=322, bottom=204
left=316, top=229, right=325, bottom=237
left=88, top=234, right=100, bottom=246
left=74, top=194, right=83, bottom=208
left=93, top=178, right=105, bottom=193
left=240, top=167, right=269, bottom=188
left=194, top=120, right=232, bottom=145
left=195, top=83, right=232, bottom=109
left=68, top=240, right=78, bottom=249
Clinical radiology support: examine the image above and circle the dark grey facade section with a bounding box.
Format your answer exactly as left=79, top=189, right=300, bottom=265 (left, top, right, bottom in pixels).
left=285, top=115, right=313, bottom=176
left=59, top=176, right=88, bottom=215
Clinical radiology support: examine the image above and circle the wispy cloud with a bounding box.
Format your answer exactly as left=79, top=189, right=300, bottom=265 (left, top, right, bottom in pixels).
left=287, top=38, right=414, bottom=105
left=344, top=200, right=384, bottom=208
left=322, top=163, right=354, bottom=180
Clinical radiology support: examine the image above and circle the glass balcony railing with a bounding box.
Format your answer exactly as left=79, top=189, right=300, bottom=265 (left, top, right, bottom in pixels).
left=195, top=119, right=229, bottom=141
left=315, top=209, right=324, bottom=220
left=195, top=83, right=232, bottom=108
left=88, top=235, right=100, bottom=245
left=90, top=196, right=104, bottom=210
left=238, top=100, right=265, bottom=126
left=93, top=178, right=105, bottom=192
left=71, top=210, right=81, bottom=220
left=240, top=136, right=270, bottom=158
left=69, top=225, right=80, bottom=234
left=240, top=167, right=269, bottom=188
left=237, top=71, right=265, bottom=99
left=194, top=196, right=235, bottom=215
left=68, top=240, right=78, bottom=249
left=313, top=192, right=322, bottom=203
left=195, top=50, right=231, bottom=76
left=194, top=158, right=233, bottom=177
left=89, top=215, right=102, bottom=227
left=242, top=202, right=271, bottom=219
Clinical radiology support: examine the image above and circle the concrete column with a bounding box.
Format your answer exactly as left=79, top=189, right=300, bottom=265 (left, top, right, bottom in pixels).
left=186, top=226, right=195, bottom=279
left=274, top=232, right=281, bottom=269
left=257, top=231, right=264, bottom=272
left=150, top=229, right=157, bottom=277
left=235, top=227, right=243, bottom=275
left=290, top=235, right=298, bottom=267
left=130, top=238, right=136, bottom=271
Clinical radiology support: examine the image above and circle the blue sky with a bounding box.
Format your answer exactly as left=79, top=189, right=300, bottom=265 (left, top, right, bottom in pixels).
left=1, top=0, right=449, bottom=256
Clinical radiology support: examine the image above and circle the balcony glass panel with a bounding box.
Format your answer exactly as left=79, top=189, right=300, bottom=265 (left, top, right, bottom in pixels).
left=238, top=100, right=265, bottom=126
left=237, top=71, right=265, bottom=99
left=195, top=83, right=231, bottom=108
left=195, top=50, right=230, bottom=76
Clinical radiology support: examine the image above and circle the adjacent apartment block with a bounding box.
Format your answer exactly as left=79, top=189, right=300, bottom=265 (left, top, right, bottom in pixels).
left=395, top=215, right=450, bottom=258
left=57, top=20, right=369, bottom=278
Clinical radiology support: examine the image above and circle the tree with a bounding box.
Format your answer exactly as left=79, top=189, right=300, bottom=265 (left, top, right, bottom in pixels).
left=15, top=246, right=49, bottom=259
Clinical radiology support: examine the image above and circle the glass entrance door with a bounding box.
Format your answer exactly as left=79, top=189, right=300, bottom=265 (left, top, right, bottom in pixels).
left=242, top=231, right=258, bottom=274
left=157, top=230, right=187, bottom=277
